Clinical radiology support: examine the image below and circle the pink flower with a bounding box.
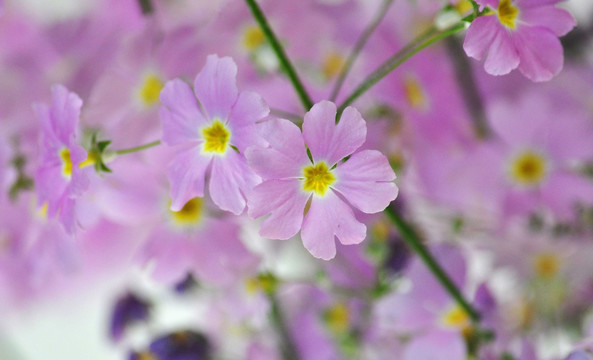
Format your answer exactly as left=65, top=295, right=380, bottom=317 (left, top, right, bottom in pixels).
left=160, top=54, right=268, bottom=214
left=246, top=101, right=398, bottom=260
left=463, top=0, right=575, bottom=82
left=34, top=85, right=90, bottom=234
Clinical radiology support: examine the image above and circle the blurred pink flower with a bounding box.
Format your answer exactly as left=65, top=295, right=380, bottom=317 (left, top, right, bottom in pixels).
left=464, top=0, right=575, bottom=81
left=34, top=85, right=89, bottom=234
left=160, top=54, right=268, bottom=214
left=246, top=101, right=398, bottom=260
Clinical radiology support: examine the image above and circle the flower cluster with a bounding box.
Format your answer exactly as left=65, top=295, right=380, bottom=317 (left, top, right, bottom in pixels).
left=0, top=0, right=592, bottom=359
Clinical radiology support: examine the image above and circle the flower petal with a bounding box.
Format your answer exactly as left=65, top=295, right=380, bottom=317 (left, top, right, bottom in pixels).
left=301, top=192, right=366, bottom=260
left=228, top=91, right=269, bottom=152
left=520, top=5, right=575, bottom=36
left=167, top=146, right=211, bottom=211
left=246, top=118, right=309, bottom=179
left=160, top=79, right=207, bottom=146
left=48, top=84, right=83, bottom=145
left=484, top=27, right=520, bottom=76
left=248, top=179, right=308, bottom=240
left=194, top=54, right=238, bottom=120
left=333, top=150, right=398, bottom=213
left=404, top=330, right=466, bottom=360
left=209, top=150, right=260, bottom=215
left=463, top=16, right=500, bottom=61
left=515, top=26, right=563, bottom=82
left=303, top=101, right=366, bottom=166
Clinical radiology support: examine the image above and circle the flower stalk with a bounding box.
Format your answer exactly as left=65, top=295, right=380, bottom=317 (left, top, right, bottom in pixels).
left=244, top=0, right=314, bottom=111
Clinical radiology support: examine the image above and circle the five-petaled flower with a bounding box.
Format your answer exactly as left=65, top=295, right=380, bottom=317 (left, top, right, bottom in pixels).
left=246, top=101, right=399, bottom=260
left=464, top=0, right=575, bottom=82
left=34, top=85, right=90, bottom=234
left=160, top=54, right=269, bottom=214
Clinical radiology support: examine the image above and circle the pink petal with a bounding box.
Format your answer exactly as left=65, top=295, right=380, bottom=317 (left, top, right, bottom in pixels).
left=190, top=219, right=259, bottom=286
left=141, top=229, right=194, bottom=284
left=517, top=0, right=563, bottom=8
left=58, top=197, right=77, bottom=234
left=209, top=150, right=261, bottom=215
left=160, top=79, right=207, bottom=146
left=303, top=101, right=366, bottom=166
left=35, top=164, right=68, bottom=216
left=301, top=192, right=366, bottom=260
left=167, top=146, right=211, bottom=211
left=333, top=150, right=398, bottom=213
left=475, top=0, right=498, bottom=8
left=246, top=119, right=309, bottom=180
left=404, top=330, right=466, bottom=360
left=194, top=54, right=238, bottom=120
left=228, top=91, right=269, bottom=152
left=48, top=85, right=82, bottom=145
left=248, top=179, right=309, bottom=240
left=484, top=27, right=520, bottom=76
left=520, top=5, right=575, bottom=36
left=463, top=16, right=500, bottom=61
left=515, top=26, right=563, bottom=82
left=256, top=118, right=310, bottom=169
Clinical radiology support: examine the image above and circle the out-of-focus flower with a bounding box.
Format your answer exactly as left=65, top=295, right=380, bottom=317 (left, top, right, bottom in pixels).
left=375, top=245, right=470, bottom=360
left=109, top=291, right=151, bottom=342
left=34, top=84, right=90, bottom=233
left=247, top=100, right=398, bottom=260
left=130, top=330, right=211, bottom=360
left=464, top=0, right=576, bottom=81
left=160, top=54, right=268, bottom=215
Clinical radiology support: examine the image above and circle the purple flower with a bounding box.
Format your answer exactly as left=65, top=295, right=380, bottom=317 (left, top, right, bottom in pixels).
left=109, top=291, right=151, bottom=342
left=34, top=85, right=90, bottom=234
left=160, top=55, right=268, bottom=214
left=130, top=330, right=211, bottom=360
left=246, top=101, right=398, bottom=260
left=464, top=0, right=575, bottom=81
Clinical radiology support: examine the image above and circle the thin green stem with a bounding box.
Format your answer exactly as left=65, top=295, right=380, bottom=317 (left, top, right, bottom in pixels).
left=445, top=37, right=490, bottom=139
left=337, top=23, right=465, bottom=117
left=384, top=206, right=481, bottom=322
left=268, top=293, right=300, bottom=360
left=330, top=0, right=395, bottom=102
left=245, top=0, right=314, bottom=111
left=115, top=140, right=161, bottom=155
left=138, top=0, right=154, bottom=15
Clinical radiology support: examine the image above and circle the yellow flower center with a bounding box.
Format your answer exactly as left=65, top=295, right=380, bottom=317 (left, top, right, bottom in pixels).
left=78, top=151, right=98, bottom=169
left=302, top=162, right=336, bottom=196
left=245, top=273, right=278, bottom=295
left=323, top=303, right=350, bottom=335
left=497, top=0, right=519, bottom=29
left=202, top=120, right=231, bottom=154
left=533, top=253, right=560, bottom=278
left=243, top=25, right=266, bottom=51
left=455, top=0, right=474, bottom=15
left=322, top=52, right=345, bottom=80
left=139, top=74, right=164, bottom=106
left=403, top=75, right=427, bottom=110
left=59, top=148, right=73, bottom=178
left=170, top=197, right=203, bottom=226
left=441, top=305, right=471, bottom=330
left=509, top=151, right=547, bottom=186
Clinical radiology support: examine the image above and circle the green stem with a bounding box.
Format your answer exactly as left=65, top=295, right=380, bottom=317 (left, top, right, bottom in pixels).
left=444, top=37, right=490, bottom=139
left=138, top=0, right=154, bottom=15
left=330, top=0, right=395, bottom=102
left=384, top=206, right=481, bottom=322
left=115, top=140, right=161, bottom=155
left=337, top=23, right=465, bottom=117
left=268, top=293, right=300, bottom=360
left=245, top=0, right=314, bottom=111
